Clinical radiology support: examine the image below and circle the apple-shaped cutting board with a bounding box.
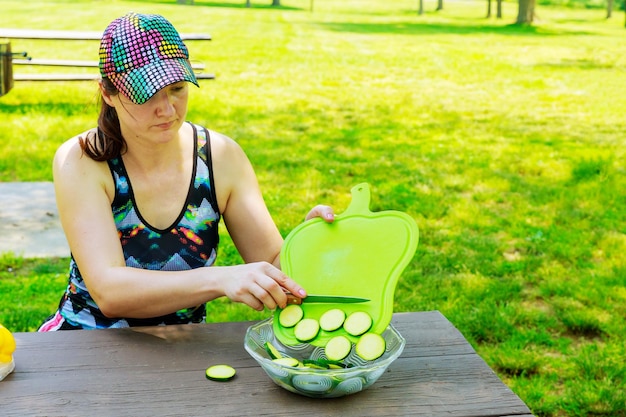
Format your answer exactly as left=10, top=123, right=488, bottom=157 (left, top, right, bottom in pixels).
left=274, top=183, right=419, bottom=347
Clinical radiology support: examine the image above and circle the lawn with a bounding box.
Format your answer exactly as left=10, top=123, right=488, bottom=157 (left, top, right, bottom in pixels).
left=1, top=0, right=625, bottom=415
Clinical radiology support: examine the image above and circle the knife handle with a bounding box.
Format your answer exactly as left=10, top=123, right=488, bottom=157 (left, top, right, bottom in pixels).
left=285, top=294, right=303, bottom=305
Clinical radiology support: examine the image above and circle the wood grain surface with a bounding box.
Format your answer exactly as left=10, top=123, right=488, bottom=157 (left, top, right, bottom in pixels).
left=0, top=311, right=533, bottom=417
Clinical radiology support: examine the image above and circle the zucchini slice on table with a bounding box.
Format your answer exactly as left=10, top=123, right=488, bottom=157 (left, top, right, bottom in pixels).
left=319, top=308, right=346, bottom=332
left=278, top=304, right=304, bottom=328
left=343, top=311, right=373, bottom=336
left=205, top=364, right=236, bottom=381
left=355, top=333, right=386, bottom=361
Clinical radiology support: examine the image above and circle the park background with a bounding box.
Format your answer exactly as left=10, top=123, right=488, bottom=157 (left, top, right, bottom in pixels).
left=1, top=0, right=625, bottom=415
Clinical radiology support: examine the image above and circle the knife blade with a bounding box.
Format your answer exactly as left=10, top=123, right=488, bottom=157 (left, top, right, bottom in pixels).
left=285, top=293, right=370, bottom=305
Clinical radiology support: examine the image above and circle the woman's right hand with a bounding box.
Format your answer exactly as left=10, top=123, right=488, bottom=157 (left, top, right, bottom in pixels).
left=220, top=262, right=307, bottom=311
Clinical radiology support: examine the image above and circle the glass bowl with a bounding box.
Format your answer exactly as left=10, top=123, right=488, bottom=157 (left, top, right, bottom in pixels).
left=244, top=317, right=405, bottom=398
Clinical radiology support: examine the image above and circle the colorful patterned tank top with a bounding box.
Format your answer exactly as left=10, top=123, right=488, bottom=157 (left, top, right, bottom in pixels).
left=56, top=123, right=220, bottom=329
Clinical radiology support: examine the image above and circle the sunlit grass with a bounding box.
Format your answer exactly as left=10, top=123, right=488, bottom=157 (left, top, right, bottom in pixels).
left=1, top=1, right=625, bottom=415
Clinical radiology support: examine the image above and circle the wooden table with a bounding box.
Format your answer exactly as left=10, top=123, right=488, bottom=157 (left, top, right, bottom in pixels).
left=0, top=311, right=533, bottom=416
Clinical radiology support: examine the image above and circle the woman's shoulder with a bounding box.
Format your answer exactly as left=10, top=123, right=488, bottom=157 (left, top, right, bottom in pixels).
left=193, top=125, right=234, bottom=144
left=55, top=128, right=98, bottom=158
left=53, top=128, right=106, bottom=175
left=194, top=125, right=244, bottom=157
left=53, top=128, right=115, bottom=202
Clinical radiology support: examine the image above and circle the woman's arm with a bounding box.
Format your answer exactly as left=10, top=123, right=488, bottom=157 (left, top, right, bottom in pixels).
left=54, top=134, right=306, bottom=318
left=211, top=131, right=285, bottom=267
left=211, top=132, right=334, bottom=267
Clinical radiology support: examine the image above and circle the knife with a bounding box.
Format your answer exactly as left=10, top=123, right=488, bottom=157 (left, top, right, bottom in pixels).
left=285, top=293, right=370, bottom=305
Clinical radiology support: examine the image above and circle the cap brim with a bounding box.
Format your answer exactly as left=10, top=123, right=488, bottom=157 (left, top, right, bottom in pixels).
left=109, top=58, right=199, bottom=105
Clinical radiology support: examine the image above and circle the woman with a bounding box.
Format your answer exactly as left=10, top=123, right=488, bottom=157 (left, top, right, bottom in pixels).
left=39, top=12, right=333, bottom=330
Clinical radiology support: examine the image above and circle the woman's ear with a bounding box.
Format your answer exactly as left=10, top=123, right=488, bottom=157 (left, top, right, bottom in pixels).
left=99, top=81, right=116, bottom=107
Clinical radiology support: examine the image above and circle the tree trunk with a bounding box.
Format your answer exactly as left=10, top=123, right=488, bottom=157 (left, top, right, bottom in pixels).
left=246, top=0, right=251, bottom=7
left=418, top=0, right=424, bottom=15
left=487, top=0, right=492, bottom=18
left=607, top=0, right=613, bottom=18
left=436, top=0, right=443, bottom=11
left=272, top=0, right=280, bottom=6
left=497, top=0, right=503, bottom=18
left=516, top=0, right=535, bottom=24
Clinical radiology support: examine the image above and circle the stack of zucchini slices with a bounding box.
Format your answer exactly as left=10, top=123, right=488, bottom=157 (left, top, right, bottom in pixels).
left=270, top=304, right=386, bottom=369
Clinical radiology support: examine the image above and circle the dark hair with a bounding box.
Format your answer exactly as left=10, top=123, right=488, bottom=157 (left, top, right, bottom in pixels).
left=79, top=78, right=127, bottom=161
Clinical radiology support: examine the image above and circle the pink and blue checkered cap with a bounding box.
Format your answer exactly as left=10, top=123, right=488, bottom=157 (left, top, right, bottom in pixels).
left=99, top=13, right=199, bottom=105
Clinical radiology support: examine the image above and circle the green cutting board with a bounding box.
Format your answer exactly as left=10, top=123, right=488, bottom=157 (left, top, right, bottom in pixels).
left=274, top=183, right=419, bottom=347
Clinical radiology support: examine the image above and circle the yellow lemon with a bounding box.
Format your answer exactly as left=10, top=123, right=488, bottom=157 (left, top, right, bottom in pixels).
left=0, top=324, right=16, bottom=363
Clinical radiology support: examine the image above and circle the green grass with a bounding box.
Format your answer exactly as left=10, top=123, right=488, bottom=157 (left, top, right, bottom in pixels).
left=1, top=0, right=626, bottom=415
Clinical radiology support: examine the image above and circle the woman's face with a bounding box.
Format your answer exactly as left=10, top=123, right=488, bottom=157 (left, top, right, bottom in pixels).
left=102, top=81, right=189, bottom=146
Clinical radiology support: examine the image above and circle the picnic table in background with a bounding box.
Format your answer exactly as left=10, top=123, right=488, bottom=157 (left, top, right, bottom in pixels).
left=0, top=28, right=211, bottom=41
left=0, top=28, right=213, bottom=96
left=1, top=311, right=533, bottom=416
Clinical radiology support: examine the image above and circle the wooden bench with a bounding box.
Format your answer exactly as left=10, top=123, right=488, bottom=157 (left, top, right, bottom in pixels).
left=0, top=41, right=13, bottom=96
left=0, top=28, right=214, bottom=96
left=11, top=59, right=212, bottom=82
left=0, top=28, right=211, bottom=41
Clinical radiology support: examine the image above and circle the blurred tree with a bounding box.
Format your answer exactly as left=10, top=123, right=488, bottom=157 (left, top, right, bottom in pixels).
left=245, top=0, right=280, bottom=6
left=245, top=0, right=312, bottom=10
left=516, top=0, right=535, bottom=24
left=486, top=0, right=503, bottom=18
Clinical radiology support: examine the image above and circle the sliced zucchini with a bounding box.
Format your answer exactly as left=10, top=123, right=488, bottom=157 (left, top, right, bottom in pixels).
left=272, top=357, right=300, bottom=367
left=355, top=333, right=386, bottom=361
left=317, top=359, right=348, bottom=369
left=324, top=335, right=352, bottom=361
left=205, top=364, right=236, bottom=381
left=319, top=308, right=346, bottom=332
left=302, top=359, right=329, bottom=369
left=264, top=341, right=283, bottom=360
left=294, top=318, right=320, bottom=342
left=278, top=304, right=304, bottom=328
left=343, top=311, right=373, bottom=336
